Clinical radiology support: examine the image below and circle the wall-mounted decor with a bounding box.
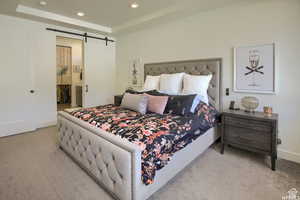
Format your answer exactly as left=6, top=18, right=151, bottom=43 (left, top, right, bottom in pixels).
left=234, top=44, right=275, bottom=94
left=128, top=58, right=142, bottom=88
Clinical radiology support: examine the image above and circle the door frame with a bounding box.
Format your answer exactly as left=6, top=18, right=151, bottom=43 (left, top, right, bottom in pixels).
left=55, top=36, right=85, bottom=111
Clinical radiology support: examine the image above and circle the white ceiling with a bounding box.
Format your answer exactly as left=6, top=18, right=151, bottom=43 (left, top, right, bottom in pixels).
left=0, top=0, right=254, bottom=33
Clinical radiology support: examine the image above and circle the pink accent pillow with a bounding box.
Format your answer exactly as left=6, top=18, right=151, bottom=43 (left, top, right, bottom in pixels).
left=143, top=94, right=168, bottom=115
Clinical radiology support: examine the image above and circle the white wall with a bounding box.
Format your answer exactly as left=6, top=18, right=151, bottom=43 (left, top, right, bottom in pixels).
left=0, top=14, right=115, bottom=135
left=115, top=0, right=300, bottom=163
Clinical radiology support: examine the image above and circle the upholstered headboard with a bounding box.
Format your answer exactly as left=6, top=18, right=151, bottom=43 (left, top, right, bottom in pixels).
left=144, top=58, right=222, bottom=111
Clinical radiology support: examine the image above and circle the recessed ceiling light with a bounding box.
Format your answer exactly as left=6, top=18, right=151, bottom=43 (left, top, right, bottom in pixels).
left=39, top=1, right=47, bottom=6
left=77, top=12, right=85, bottom=17
left=130, top=2, right=139, bottom=8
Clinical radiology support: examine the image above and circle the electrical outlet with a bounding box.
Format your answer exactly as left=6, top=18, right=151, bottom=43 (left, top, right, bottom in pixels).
left=226, top=88, right=230, bottom=96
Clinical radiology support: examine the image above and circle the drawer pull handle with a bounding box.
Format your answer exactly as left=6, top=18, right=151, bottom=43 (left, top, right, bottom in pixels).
left=236, top=136, right=252, bottom=143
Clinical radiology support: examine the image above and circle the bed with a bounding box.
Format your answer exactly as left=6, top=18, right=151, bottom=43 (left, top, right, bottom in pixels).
left=57, top=58, right=222, bottom=200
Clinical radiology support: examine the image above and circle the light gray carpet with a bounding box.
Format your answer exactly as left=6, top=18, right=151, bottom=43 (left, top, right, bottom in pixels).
left=0, top=127, right=299, bottom=200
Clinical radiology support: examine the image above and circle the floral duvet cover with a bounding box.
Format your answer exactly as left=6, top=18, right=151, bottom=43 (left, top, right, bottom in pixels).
left=70, top=102, right=218, bottom=185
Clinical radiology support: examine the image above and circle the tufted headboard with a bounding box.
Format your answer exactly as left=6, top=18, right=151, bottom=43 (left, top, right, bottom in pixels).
left=144, top=58, right=222, bottom=111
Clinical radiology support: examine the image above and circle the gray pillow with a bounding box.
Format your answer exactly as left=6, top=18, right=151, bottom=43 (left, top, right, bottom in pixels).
left=121, top=93, right=148, bottom=114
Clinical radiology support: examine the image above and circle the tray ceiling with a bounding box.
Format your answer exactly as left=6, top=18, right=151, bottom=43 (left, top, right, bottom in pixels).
left=0, top=0, right=255, bottom=33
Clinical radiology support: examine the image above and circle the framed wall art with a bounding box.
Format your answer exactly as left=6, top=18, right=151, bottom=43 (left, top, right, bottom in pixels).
left=234, top=44, right=275, bottom=94
left=128, top=58, right=143, bottom=89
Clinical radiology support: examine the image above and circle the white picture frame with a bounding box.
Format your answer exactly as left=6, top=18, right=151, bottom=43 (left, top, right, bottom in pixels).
left=234, top=44, right=275, bottom=94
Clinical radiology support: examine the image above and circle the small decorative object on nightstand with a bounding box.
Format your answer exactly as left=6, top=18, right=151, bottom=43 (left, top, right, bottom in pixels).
left=221, top=109, right=278, bottom=170
left=241, top=96, right=259, bottom=112
left=263, top=106, right=273, bottom=116
left=114, top=95, right=123, bottom=106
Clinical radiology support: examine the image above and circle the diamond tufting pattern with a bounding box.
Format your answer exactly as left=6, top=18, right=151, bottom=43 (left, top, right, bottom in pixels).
left=58, top=116, right=134, bottom=200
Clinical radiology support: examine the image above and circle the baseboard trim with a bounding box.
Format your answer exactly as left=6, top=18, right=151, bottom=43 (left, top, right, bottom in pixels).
left=0, top=120, right=35, bottom=137
left=36, top=119, right=57, bottom=129
left=0, top=119, right=57, bottom=138
left=278, top=149, right=300, bottom=164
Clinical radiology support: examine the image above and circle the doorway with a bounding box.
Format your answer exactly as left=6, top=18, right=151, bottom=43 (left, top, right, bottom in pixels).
left=56, top=36, right=84, bottom=111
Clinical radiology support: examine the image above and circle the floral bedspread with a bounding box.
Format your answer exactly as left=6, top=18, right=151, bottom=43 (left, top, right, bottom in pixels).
left=70, top=103, right=218, bottom=185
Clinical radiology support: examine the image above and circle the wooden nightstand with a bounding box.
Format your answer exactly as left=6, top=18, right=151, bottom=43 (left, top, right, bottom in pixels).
left=221, top=109, right=278, bottom=170
left=114, top=95, right=123, bottom=106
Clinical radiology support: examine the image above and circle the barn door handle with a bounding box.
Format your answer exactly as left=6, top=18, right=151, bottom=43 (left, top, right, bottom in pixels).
left=85, top=85, right=89, bottom=93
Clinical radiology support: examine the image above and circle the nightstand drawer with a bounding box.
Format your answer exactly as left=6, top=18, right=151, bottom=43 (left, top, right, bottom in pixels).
left=224, top=125, right=271, bottom=151
left=224, top=116, right=271, bottom=132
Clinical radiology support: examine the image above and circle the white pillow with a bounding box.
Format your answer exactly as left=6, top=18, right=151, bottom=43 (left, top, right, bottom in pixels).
left=182, top=74, right=212, bottom=104
left=144, top=75, right=160, bottom=91
left=160, top=73, right=184, bottom=94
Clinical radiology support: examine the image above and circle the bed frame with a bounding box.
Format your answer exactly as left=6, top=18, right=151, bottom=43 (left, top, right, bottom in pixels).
left=58, top=58, right=222, bottom=200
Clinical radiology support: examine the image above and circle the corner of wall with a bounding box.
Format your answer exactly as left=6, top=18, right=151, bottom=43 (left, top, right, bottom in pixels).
left=278, top=149, right=300, bottom=164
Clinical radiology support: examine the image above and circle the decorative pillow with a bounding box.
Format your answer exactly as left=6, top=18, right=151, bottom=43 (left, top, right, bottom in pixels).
left=160, top=73, right=184, bottom=94
left=182, top=74, right=212, bottom=104
left=165, top=94, right=196, bottom=116
left=143, top=90, right=166, bottom=96
left=144, top=75, right=160, bottom=91
left=143, top=90, right=198, bottom=115
left=121, top=93, right=148, bottom=114
left=190, top=94, right=205, bottom=113
left=143, top=94, right=168, bottom=115
left=125, top=89, right=156, bottom=95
